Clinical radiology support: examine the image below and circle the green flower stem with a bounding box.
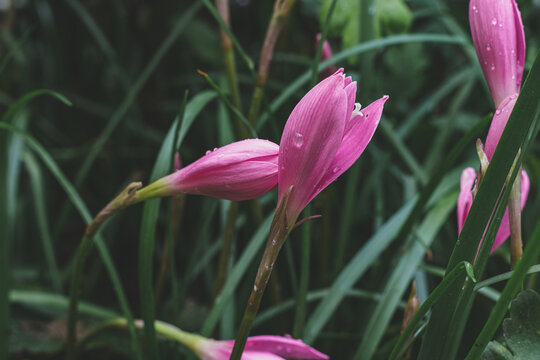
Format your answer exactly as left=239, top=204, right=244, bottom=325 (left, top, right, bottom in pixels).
left=229, top=190, right=292, bottom=360
left=247, top=0, right=296, bottom=127
left=66, top=182, right=142, bottom=359
left=509, top=165, right=523, bottom=269
left=78, top=318, right=205, bottom=354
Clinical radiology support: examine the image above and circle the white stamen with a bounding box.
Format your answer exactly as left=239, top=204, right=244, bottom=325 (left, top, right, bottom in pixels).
left=352, top=102, right=363, bottom=117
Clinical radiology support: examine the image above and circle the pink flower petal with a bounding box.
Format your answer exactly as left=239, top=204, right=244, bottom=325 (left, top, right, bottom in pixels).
left=159, top=139, right=279, bottom=201
left=278, top=69, right=349, bottom=219
left=457, top=167, right=477, bottom=234
left=469, top=0, right=525, bottom=107
left=491, top=170, right=530, bottom=252
left=313, top=95, right=388, bottom=197
left=242, top=335, right=329, bottom=359
left=315, top=33, right=337, bottom=79
left=484, top=93, right=518, bottom=160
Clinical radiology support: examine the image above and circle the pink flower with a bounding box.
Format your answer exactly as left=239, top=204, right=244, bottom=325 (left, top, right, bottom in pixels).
left=469, top=0, right=525, bottom=108
left=194, top=335, right=329, bottom=360
left=278, top=68, right=388, bottom=222
left=136, top=139, right=279, bottom=202
left=457, top=167, right=530, bottom=253
left=484, top=93, right=518, bottom=160
left=315, top=33, right=337, bottom=79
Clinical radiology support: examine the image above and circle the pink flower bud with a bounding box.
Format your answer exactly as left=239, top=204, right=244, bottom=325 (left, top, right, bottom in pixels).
left=469, top=0, right=525, bottom=108
left=194, top=335, right=329, bottom=360
left=315, top=33, right=337, bottom=79
left=278, top=68, right=388, bottom=222
left=137, top=139, right=279, bottom=202
left=457, top=167, right=530, bottom=253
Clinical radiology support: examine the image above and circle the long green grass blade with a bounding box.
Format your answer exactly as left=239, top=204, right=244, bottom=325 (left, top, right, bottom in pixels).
left=10, top=289, right=119, bottom=320
left=354, top=191, right=457, bottom=359
left=0, top=123, right=143, bottom=358
left=201, top=214, right=273, bottom=336
left=24, top=152, right=62, bottom=292
left=0, top=89, right=71, bottom=123
left=389, top=261, right=476, bottom=360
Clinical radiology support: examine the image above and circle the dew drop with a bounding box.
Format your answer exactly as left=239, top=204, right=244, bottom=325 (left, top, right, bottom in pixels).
left=491, top=18, right=497, bottom=26
left=292, top=132, right=304, bottom=148
left=205, top=150, right=211, bottom=155
left=490, top=64, right=496, bottom=71
left=486, top=45, right=491, bottom=52
left=213, top=147, right=217, bottom=151
left=332, top=167, right=340, bottom=174
left=495, top=109, right=501, bottom=115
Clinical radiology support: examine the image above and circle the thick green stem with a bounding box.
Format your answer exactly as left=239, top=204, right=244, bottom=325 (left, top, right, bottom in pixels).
left=509, top=166, right=522, bottom=269
left=65, top=182, right=142, bottom=359
left=65, top=235, right=94, bottom=360
left=247, top=0, right=296, bottom=127
left=229, top=192, right=292, bottom=360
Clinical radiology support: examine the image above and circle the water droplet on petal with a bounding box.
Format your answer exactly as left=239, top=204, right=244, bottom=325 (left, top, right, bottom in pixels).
left=292, top=132, right=304, bottom=148
left=496, top=109, right=501, bottom=115
left=486, top=45, right=491, bottom=52
left=205, top=150, right=211, bottom=155
left=490, top=64, right=496, bottom=71
left=213, top=147, right=217, bottom=151
left=332, top=167, right=340, bottom=174
left=491, top=18, right=497, bottom=26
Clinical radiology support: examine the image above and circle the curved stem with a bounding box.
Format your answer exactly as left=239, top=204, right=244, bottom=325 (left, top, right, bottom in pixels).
left=248, top=0, right=296, bottom=127
left=229, top=191, right=293, bottom=359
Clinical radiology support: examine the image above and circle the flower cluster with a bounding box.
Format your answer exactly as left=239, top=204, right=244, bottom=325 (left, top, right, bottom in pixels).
left=457, top=0, right=530, bottom=252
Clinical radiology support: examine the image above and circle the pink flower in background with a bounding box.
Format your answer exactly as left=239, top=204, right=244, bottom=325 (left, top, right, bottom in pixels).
left=315, top=33, right=337, bottom=79
left=278, top=68, right=388, bottom=222
left=469, top=0, right=525, bottom=108
left=483, top=93, right=518, bottom=160
left=194, top=335, right=329, bottom=360
left=136, top=139, right=279, bottom=202
left=457, top=167, right=530, bottom=253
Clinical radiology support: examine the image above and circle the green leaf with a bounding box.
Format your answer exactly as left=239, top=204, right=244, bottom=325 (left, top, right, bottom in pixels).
left=201, top=214, right=273, bottom=336
left=355, top=191, right=458, bottom=360
left=503, top=290, right=540, bottom=359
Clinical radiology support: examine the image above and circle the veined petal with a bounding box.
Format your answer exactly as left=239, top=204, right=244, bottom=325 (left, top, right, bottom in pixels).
left=469, top=0, right=525, bottom=107
left=240, top=351, right=284, bottom=360
left=314, top=96, right=388, bottom=197
left=139, top=139, right=279, bottom=202
left=242, top=335, right=329, bottom=359
left=492, top=170, right=530, bottom=252
left=457, top=167, right=477, bottom=234
left=484, top=93, right=518, bottom=160
left=278, top=69, right=349, bottom=219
